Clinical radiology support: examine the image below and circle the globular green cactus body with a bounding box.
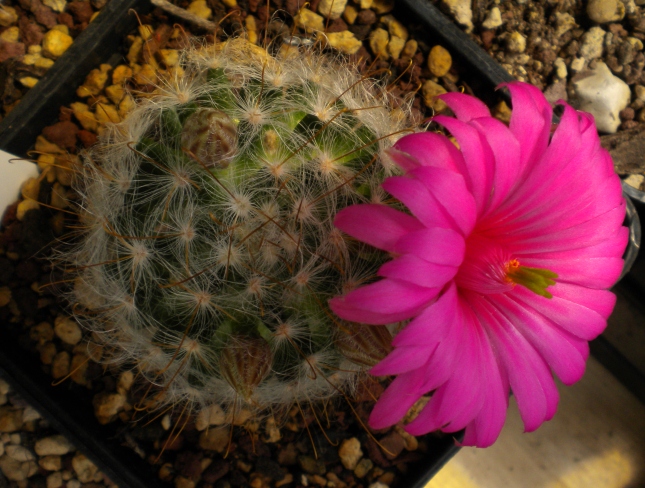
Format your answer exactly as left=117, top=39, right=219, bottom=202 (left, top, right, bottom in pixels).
left=68, top=39, right=409, bottom=418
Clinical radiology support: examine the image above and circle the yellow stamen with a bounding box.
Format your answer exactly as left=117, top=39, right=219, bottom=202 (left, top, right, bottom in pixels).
left=506, top=259, right=558, bottom=299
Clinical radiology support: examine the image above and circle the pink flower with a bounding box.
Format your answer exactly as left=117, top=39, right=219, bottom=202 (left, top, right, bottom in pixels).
left=329, top=82, right=629, bottom=447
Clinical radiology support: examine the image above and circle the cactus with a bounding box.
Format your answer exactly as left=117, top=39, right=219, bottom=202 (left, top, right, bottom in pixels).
left=65, top=38, right=411, bottom=420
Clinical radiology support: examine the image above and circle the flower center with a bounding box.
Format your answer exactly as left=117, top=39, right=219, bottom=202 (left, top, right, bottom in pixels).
left=455, top=235, right=557, bottom=297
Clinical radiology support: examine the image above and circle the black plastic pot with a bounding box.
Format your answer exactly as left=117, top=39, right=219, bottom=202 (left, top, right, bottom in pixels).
left=0, top=0, right=642, bottom=486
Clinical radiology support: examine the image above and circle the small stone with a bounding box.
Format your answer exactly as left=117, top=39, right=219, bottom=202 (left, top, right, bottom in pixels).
left=222, top=0, right=237, bottom=7
left=94, top=102, right=120, bottom=125
left=402, top=39, right=417, bottom=58
left=385, top=17, right=408, bottom=41
left=428, top=45, right=452, bottom=76
left=506, top=31, right=526, bottom=54
left=5, top=445, right=35, bottom=462
left=198, top=427, right=229, bottom=453
left=76, top=64, right=111, bottom=97
left=133, top=63, right=157, bottom=87
left=482, top=7, right=502, bottom=29
left=51, top=351, right=70, bottom=379
left=39, top=455, right=62, bottom=471
left=387, top=35, right=405, bottom=59
left=318, top=0, right=347, bottom=19
left=371, top=0, right=394, bottom=14
left=0, top=6, right=19, bottom=26
left=0, top=27, right=19, bottom=43
left=326, top=30, right=362, bottom=54
left=369, top=27, right=389, bottom=59
left=17, top=200, right=40, bottom=221
left=298, top=456, right=326, bottom=475
left=72, top=453, right=98, bottom=483
left=71, top=102, right=99, bottom=132
left=93, top=392, right=126, bottom=424
left=442, top=0, right=473, bottom=32
left=553, top=57, right=568, bottom=79
left=587, top=0, right=624, bottom=24
left=422, top=79, right=447, bottom=112
left=571, top=57, right=586, bottom=73
left=0, top=39, right=25, bottom=63
left=195, top=404, right=226, bottom=431
left=105, top=84, right=124, bottom=105
left=158, top=49, right=179, bottom=67
left=54, top=316, right=82, bottom=345
left=263, top=416, right=281, bottom=443
left=493, top=100, right=512, bottom=124
left=175, top=476, right=196, bottom=488
left=117, top=370, right=134, bottom=394
left=42, top=29, right=73, bottom=58
left=573, top=61, right=631, bottom=133
left=635, top=84, right=645, bottom=101
left=379, top=431, right=406, bottom=460
left=43, top=0, right=67, bottom=12
left=39, top=342, right=57, bottom=365
left=46, top=471, right=63, bottom=488
left=353, top=458, right=373, bottom=478
left=555, top=12, right=577, bottom=38
left=294, top=8, right=324, bottom=33
left=0, top=455, right=38, bottom=481
left=624, top=174, right=644, bottom=189
left=338, top=437, right=362, bottom=470
left=580, top=26, right=606, bottom=61
left=19, top=77, right=39, bottom=88
left=0, top=407, right=20, bottom=433
left=0, top=288, right=10, bottom=307
left=343, top=5, right=357, bottom=24
left=112, top=64, right=133, bottom=84
left=187, top=0, right=212, bottom=20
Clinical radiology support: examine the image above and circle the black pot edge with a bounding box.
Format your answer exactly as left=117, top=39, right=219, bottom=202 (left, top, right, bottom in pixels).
left=0, top=0, right=152, bottom=157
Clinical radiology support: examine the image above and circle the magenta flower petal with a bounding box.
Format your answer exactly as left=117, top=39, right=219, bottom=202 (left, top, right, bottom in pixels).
left=333, top=204, right=423, bottom=253
left=330, top=81, right=628, bottom=448
left=329, top=279, right=439, bottom=325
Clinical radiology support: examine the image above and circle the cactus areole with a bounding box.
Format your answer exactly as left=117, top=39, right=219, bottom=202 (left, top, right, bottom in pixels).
left=65, top=39, right=411, bottom=418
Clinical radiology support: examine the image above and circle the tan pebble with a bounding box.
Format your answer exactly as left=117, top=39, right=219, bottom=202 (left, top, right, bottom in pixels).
left=369, top=27, right=389, bottom=59
left=134, top=63, right=158, bottom=86
left=338, top=437, right=362, bottom=470
left=37, top=155, right=56, bottom=181
left=422, top=79, right=447, bottom=112
left=227, top=408, right=253, bottom=426
left=61, top=470, right=72, bottom=480
left=46, top=471, right=63, bottom=488
left=55, top=155, right=76, bottom=186
left=76, top=64, right=111, bottom=97
left=0, top=408, right=23, bottom=433
left=0, top=455, right=37, bottom=481
left=35, top=135, right=64, bottom=155
left=42, top=29, right=73, bottom=58
left=394, top=425, right=418, bottom=450
left=244, top=15, right=257, bottom=45
left=493, top=100, right=512, bottom=124
left=443, top=0, right=473, bottom=32
left=187, top=0, right=212, bottom=20
left=127, top=37, right=143, bottom=65
left=161, top=414, right=171, bottom=430
left=360, top=0, right=373, bottom=8
left=385, top=17, right=408, bottom=41
left=117, top=370, right=134, bottom=394
left=138, top=25, right=154, bottom=41
left=318, top=0, right=347, bottom=19
left=0, top=26, right=19, bottom=43
left=198, top=426, right=229, bottom=452
left=276, top=473, right=294, bottom=487
left=35, top=57, right=54, bottom=69
left=388, top=35, right=405, bottom=59
left=50, top=182, right=69, bottom=210
left=51, top=351, right=70, bottom=379
left=5, top=445, right=34, bottom=462
left=22, top=54, right=40, bottom=66
left=195, top=404, right=226, bottom=431
left=19, top=77, right=39, bottom=89
left=158, top=463, right=174, bottom=482
left=249, top=476, right=263, bottom=488
left=0, top=6, right=19, bottom=26
left=20, top=177, right=40, bottom=202
left=0, top=288, right=10, bottom=308
left=378, top=471, right=395, bottom=485
left=71, top=453, right=98, bottom=483
left=71, top=102, right=98, bottom=132
left=264, top=416, right=281, bottom=443
left=222, top=0, right=237, bottom=6
left=294, top=8, right=325, bottom=32
left=30, top=322, right=54, bottom=345
left=174, top=476, right=196, bottom=488
left=428, top=45, right=452, bottom=77
left=42, top=0, right=66, bottom=12
left=371, top=0, right=394, bottom=14
left=17, top=200, right=40, bottom=221
left=94, top=102, right=120, bottom=125
left=112, top=64, right=133, bottom=85
left=326, top=30, right=362, bottom=54
left=158, top=49, right=179, bottom=67
left=70, top=354, right=88, bottom=385
left=118, top=95, right=136, bottom=118
left=9, top=433, right=20, bottom=444
left=105, top=84, right=125, bottom=105
left=54, top=316, right=82, bottom=345
left=237, top=460, right=252, bottom=472
left=0, top=380, right=8, bottom=395
left=344, top=5, right=357, bottom=24
left=39, top=455, right=62, bottom=471
left=506, top=31, right=526, bottom=54
left=353, top=457, right=373, bottom=478
left=39, top=342, right=57, bottom=365
left=482, top=6, right=503, bottom=29
left=93, top=392, right=126, bottom=424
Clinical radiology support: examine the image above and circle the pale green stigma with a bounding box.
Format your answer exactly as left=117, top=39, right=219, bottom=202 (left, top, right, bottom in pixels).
left=505, top=259, right=558, bottom=299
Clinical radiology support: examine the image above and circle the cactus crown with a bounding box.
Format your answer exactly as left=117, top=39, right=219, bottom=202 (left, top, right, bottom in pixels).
left=66, top=38, right=411, bottom=419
